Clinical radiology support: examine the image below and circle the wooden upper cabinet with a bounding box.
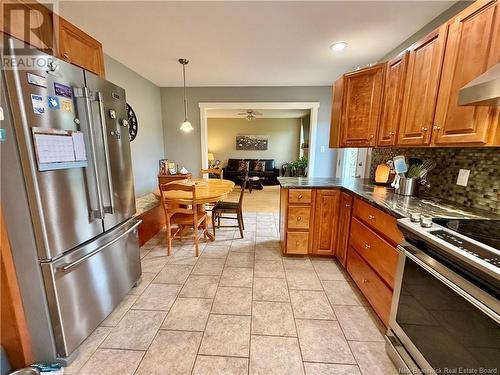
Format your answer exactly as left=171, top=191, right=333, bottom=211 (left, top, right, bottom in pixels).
left=377, top=52, right=409, bottom=146
left=1, top=0, right=55, bottom=53
left=312, top=190, right=340, bottom=255
left=340, top=64, right=386, bottom=147
left=335, top=192, right=353, bottom=267
left=397, top=25, right=448, bottom=146
left=329, top=76, right=344, bottom=148
left=58, top=17, right=105, bottom=77
left=433, top=0, right=500, bottom=146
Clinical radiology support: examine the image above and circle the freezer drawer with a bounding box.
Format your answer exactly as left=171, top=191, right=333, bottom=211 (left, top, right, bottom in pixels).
left=41, top=219, right=141, bottom=358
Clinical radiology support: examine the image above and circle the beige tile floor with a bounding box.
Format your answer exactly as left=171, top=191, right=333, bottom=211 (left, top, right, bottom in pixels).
left=64, top=212, right=399, bottom=375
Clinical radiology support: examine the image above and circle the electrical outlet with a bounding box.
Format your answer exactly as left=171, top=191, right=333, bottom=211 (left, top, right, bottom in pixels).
left=320, top=146, right=325, bottom=153
left=456, top=169, right=470, bottom=187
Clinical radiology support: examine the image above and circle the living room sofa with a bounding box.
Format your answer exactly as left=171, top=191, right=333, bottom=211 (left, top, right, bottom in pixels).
left=223, top=158, right=280, bottom=185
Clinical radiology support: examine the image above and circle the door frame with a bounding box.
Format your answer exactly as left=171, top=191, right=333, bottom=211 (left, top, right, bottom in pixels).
left=199, top=102, right=320, bottom=177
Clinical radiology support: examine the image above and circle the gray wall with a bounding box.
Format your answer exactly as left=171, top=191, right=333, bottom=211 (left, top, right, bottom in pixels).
left=160, top=86, right=336, bottom=177
left=104, top=55, right=164, bottom=197
left=380, top=1, right=470, bottom=61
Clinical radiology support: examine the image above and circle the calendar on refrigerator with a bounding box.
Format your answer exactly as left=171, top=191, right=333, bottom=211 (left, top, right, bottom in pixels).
left=32, top=127, right=88, bottom=171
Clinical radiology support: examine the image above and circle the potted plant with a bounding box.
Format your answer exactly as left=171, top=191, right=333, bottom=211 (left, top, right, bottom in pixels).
left=291, top=156, right=308, bottom=177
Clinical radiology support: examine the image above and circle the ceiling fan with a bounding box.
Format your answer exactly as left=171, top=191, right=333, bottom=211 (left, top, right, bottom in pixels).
left=237, top=109, right=263, bottom=121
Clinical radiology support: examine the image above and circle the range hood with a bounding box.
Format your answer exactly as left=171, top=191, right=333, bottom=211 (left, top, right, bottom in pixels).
left=458, top=63, right=500, bottom=106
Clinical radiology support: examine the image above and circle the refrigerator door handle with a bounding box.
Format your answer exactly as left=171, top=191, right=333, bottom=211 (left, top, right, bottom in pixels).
left=59, top=219, right=142, bottom=272
left=95, top=91, right=115, bottom=215
left=74, top=87, right=105, bottom=220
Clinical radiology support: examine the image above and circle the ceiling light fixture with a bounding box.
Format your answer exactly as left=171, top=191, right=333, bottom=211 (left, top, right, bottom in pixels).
left=330, top=42, right=348, bottom=52
left=179, top=58, right=194, bottom=133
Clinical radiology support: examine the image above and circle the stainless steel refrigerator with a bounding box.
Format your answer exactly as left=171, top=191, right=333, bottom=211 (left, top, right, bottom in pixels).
left=1, top=37, right=141, bottom=361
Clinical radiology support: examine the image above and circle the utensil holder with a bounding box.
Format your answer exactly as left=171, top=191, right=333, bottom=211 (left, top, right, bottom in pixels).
left=395, top=177, right=419, bottom=196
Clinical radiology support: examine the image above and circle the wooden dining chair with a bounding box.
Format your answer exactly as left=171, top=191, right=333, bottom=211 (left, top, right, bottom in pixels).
left=201, top=168, right=223, bottom=180
left=211, top=177, right=247, bottom=238
left=159, top=182, right=209, bottom=257
left=200, top=168, right=224, bottom=211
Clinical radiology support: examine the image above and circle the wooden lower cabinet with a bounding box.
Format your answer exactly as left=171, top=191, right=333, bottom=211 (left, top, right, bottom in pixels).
left=335, top=192, right=352, bottom=266
left=347, top=247, right=393, bottom=326
left=288, top=206, right=312, bottom=230
left=353, top=198, right=403, bottom=245
left=286, top=232, right=309, bottom=255
left=280, top=188, right=314, bottom=255
left=350, top=217, right=398, bottom=288
left=312, top=190, right=340, bottom=255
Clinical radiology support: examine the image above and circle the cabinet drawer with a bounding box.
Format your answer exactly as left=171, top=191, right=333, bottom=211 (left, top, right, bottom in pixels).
left=286, top=232, right=309, bottom=254
left=347, top=247, right=393, bottom=326
left=349, top=218, right=398, bottom=288
left=287, top=206, right=311, bottom=229
left=289, top=189, right=312, bottom=204
left=353, top=198, right=403, bottom=245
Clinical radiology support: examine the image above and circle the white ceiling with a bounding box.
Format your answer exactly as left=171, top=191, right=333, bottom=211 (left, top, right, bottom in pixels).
left=207, top=108, right=310, bottom=118
left=59, top=1, right=454, bottom=87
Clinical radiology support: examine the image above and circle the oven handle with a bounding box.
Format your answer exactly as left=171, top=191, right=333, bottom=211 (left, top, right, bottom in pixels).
left=398, top=245, right=500, bottom=323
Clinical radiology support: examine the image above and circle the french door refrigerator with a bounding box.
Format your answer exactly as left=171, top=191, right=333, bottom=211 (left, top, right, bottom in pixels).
left=1, top=37, right=141, bottom=360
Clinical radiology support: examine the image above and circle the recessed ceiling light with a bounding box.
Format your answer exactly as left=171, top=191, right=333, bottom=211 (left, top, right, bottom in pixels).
left=330, top=42, right=348, bottom=52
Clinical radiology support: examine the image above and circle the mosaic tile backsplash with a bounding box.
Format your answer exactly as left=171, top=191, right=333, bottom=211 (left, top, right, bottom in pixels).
left=369, top=148, right=500, bottom=214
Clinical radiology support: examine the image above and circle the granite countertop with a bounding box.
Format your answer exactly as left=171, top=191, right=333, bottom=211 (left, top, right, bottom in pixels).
left=278, top=177, right=499, bottom=220
left=135, top=193, right=160, bottom=216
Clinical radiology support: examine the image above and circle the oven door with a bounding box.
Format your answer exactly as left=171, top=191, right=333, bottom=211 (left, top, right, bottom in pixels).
left=387, top=241, right=500, bottom=374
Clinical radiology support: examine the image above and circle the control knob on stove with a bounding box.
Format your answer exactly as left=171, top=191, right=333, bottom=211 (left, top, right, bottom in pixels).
left=420, top=216, right=433, bottom=228
left=410, top=212, right=422, bottom=223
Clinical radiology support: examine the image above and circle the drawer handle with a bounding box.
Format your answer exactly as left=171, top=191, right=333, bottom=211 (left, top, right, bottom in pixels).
left=295, top=240, right=300, bottom=246
left=368, top=215, right=375, bottom=221
left=364, top=243, right=371, bottom=250
left=345, top=204, right=351, bottom=208
left=298, top=194, right=303, bottom=199
left=362, top=279, right=369, bottom=284
left=297, top=216, right=302, bottom=221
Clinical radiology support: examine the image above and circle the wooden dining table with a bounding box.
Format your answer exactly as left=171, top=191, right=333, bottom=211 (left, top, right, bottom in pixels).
left=154, top=178, right=235, bottom=240
left=154, top=178, right=235, bottom=204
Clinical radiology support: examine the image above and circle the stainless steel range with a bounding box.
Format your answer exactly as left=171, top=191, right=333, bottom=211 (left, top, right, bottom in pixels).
left=386, top=216, right=500, bottom=374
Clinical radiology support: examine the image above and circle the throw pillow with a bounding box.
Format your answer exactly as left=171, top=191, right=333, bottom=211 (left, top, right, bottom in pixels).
left=254, top=160, right=265, bottom=172
left=237, top=160, right=249, bottom=172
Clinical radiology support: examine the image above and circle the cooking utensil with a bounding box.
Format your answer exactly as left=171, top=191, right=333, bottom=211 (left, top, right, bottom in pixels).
left=395, top=177, right=419, bottom=196
left=393, top=155, right=408, bottom=175
left=408, top=157, right=423, bottom=166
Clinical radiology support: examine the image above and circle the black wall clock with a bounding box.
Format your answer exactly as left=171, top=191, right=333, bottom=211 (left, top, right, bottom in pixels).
left=126, top=103, right=138, bottom=141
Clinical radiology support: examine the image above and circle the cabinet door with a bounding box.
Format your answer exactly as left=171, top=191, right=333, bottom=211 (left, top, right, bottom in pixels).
left=335, top=192, right=353, bottom=267
left=433, top=0, right=500, bottom=146
left=329, top=77, right=344, bottom=148
left=1, top=0, right=55, bottom=53
left=397, top=25, right=448, bottom=146
left=340, top=64, right=385, bottom=147
left=312, top=190, right=340, bottom=255
left=58, top=17, right=105, bottom=77
left=377, top=52, right=409, bottom=146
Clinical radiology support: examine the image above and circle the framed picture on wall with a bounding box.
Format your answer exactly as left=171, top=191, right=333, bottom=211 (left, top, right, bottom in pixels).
left=236, top=135, right=268, bottom=150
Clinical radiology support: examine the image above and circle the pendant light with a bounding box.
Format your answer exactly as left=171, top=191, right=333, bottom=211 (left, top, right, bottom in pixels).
left=179, top=58, right=194, bottom=132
